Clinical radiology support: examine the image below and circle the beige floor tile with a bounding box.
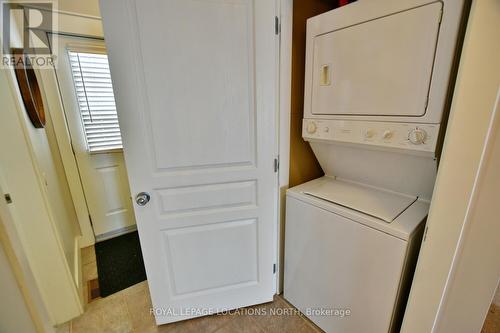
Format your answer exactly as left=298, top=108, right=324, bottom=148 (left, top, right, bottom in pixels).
left=71, top=280, right=321, bottom=333
left=122, top=280, right=149, bottom=297
left=122, top=280, right=230, bottom=333
left=124, top=282, right=156, bottom=332
left=81, top=246, right=96, bottom=265
left=158, top=313, right=230, bottom=333
left=72, top=293, right=133, bottom=333
left=249, top=296, right=318, bottom=333
left=55, top=322, right=70, bottom=333
left=214, top=314, right=264, bottom=333
left=276, top=296, right=322, bottom=332
left=82, top=282, right=89, bottom=306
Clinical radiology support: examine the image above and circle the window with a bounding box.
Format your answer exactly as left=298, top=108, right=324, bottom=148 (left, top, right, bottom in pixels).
left=68, top=50, right=123, bottom=152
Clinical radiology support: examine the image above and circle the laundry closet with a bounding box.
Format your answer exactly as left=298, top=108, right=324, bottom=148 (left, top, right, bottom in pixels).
left=283, top=1, right=467, bottom=332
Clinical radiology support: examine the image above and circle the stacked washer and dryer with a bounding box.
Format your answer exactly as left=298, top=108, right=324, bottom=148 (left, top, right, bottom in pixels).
left=284, top=1, right=466, bottom=333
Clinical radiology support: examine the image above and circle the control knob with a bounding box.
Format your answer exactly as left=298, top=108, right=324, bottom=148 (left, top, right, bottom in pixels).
left=408, top=128, right=427, bottom=145
left=306, top=121, right=317, bottom=134
left=382, top=130, right=394, bottom=140
left=364, top=129, right=376, bottom=139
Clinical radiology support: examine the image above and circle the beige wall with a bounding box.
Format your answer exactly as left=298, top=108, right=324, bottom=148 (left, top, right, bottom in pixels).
left=20, top=86, right=81, bottom=278
left=402, top=0, right=500, bottom=331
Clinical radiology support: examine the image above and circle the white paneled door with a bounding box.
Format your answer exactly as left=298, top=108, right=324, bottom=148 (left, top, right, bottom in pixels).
left=100, top=0, right=278, bottom=324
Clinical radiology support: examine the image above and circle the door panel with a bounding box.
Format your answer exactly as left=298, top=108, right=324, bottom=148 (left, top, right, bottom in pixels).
left=156, top=181, right=257, bottom=216
left=140, top=0, right=256, bottom=170
left=100, top=0, right=278, bottom=324
left=53, top=35, right=136, bottom=239
left=164, top=219, right=258, bottom=296
left=92, top=154, right=134, bottom=235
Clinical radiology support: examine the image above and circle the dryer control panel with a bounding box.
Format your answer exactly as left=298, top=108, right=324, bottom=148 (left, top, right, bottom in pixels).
left=303, top=119, right=439, bottom=154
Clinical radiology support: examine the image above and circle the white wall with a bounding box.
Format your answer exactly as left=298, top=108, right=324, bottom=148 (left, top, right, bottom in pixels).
left=0, top=243, right=37, bottom=333
left=0, top=182, right=56, bottom=333
left=5, top=0, right=82, bottom=279
left=402, top=0, right=500, bottom=331
left=0, top=1, right=103, bottom=326
left=433, top=88, right=500, bottom=331
left=0, top=67, right=83, bottom=324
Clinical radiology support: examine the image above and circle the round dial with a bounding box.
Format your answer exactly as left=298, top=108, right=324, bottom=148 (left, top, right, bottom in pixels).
left=306, top=121, right=317, bottom=134
left=382, top=130, right=394, bottom=140
left=408, top=128, right=427, bottom=145
left=364, top=129, right=375, bottom=139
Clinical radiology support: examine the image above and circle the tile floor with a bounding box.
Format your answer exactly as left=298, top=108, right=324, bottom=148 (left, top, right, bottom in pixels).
left=56, top=246, right=321, bottom=333
left=56, top=246, right=500, bottom=333
left=66, top=282, right=320, bottom=333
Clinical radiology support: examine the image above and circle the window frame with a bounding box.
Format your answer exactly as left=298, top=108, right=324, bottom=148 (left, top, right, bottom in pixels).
left=65, top=44, right=124, bottom=154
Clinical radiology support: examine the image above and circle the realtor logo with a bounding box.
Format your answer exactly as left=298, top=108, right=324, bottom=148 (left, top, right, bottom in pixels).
left=1, top=1, right=56, bottom=68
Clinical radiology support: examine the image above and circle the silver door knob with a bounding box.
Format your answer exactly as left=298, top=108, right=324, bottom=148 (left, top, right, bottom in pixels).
left=135, top=192, right=150, bottom=206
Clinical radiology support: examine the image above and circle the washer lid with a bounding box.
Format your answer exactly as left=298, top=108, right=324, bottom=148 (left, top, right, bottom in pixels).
left=303, top=179, right=417, bottom=223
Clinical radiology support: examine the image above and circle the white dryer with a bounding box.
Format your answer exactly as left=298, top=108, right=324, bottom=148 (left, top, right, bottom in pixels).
left=284, top=0, right=467, bottom=332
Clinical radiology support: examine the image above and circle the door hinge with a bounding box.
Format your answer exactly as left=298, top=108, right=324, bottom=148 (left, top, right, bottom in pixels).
left=274, top=157, right=279, bottom=173
left=275, top=16, right=280, bottom=35
left=273, top=263, right=277, bottom=274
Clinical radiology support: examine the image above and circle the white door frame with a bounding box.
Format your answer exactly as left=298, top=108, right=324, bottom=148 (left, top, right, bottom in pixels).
left=276, top=0, right=293, bottom=293
left=52, top=35, right=137, bottom=241
left=35, top=8, right=105, bottom=248
left=401, top=0, right=500, bottom=331
left=433, top=88, right=500, bottom=332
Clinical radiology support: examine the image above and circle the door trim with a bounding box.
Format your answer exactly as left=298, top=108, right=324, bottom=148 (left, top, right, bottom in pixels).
left=276, top=0, right=293, bottom=294
left=36, top=12, right=106, bottom=247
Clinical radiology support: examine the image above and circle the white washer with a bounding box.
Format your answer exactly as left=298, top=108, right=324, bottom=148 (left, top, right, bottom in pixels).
left=284, top=177, right=427, bottom=333
left=284, top=1, right=467, bottom=332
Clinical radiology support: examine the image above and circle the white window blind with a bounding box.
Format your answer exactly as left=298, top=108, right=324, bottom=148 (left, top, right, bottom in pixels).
left=68, top=51, right=123, bottom=152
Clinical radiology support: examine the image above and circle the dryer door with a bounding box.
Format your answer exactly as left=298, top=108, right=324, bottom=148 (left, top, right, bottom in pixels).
left=310, top=2, right=442, bottom=117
